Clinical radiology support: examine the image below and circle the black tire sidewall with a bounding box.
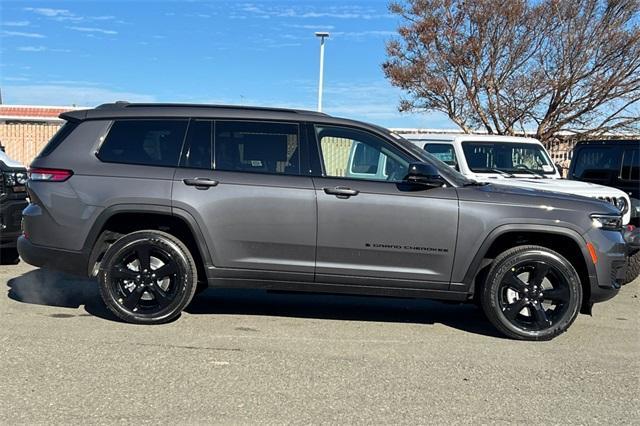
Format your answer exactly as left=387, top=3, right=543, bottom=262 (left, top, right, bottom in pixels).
left=99, top=231, right=197, bottom=324
left=482, top=247, right=582, bottom=340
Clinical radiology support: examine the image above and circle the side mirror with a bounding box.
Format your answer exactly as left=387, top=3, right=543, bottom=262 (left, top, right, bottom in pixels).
left=405, top=162, right=445, bottom=187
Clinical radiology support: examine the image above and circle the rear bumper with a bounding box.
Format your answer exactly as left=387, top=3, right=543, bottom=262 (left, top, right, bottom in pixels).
left=17, top=236, right=89, bottom=277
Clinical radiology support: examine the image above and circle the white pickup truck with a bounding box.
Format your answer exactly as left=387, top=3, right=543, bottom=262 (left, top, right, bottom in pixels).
left=402, top=134, right=632, bottom=226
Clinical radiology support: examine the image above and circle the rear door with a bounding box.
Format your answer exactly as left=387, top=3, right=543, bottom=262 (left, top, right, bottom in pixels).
left=310, top=124, right=459, bottom=289
left=172, top=119, right=317, bottom=282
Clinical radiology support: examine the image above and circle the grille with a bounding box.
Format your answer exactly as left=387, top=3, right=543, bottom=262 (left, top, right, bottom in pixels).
left=596, top=196, right=618, bottom=207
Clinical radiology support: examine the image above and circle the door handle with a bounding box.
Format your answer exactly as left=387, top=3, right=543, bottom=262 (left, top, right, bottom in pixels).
left=183, top=178, right=219, bottom=189
left=323, top=186, right=359, bottom=197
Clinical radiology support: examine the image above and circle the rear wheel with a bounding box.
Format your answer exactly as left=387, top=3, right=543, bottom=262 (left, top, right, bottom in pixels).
left=481, top=245, right=582, bottom=341
left=98, top=230, right=197, bottom=324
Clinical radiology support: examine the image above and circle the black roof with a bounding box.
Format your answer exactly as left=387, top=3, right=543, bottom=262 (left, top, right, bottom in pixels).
left=61, top=100, right=357, bottom=124
left=575, top=139, right=639, bottom=145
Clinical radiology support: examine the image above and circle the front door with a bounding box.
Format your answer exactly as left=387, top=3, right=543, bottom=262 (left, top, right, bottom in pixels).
left=312, top=125, right=459, bottom=289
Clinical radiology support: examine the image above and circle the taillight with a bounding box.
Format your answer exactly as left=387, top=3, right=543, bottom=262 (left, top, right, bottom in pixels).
left=28, top=168, right=73, bottom=182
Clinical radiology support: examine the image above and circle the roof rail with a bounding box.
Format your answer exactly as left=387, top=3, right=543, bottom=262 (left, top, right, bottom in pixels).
left=94, top=101, right=328, bottom=116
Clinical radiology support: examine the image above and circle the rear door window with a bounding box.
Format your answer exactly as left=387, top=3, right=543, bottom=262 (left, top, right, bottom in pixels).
left=98, top=120, right=188, bottom=167
left=214, top=121, right=300, bottom=175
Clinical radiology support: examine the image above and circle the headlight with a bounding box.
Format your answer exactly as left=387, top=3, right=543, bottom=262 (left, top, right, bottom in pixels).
left=15, top=172, right=28, bottom=185
left=591, top=214, right=622, bottom=231
left=615, top=197, right=628, bottom=214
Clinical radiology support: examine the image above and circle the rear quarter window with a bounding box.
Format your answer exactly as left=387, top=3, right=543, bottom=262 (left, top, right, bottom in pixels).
left=37, top=121, right=79, bottom=158
left=97, top=120, right=188, bottom=167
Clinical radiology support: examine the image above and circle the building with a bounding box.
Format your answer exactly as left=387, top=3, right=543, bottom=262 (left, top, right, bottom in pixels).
left=0, top=105, right=72, bottom=166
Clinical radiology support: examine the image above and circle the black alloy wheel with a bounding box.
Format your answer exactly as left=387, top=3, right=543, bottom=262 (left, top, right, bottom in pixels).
left=99, top=230, right=197, bottom=324
left=481, top=245, right=582, bottom=340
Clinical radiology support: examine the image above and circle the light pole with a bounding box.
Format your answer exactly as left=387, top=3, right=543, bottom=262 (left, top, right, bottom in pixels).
left=315, top=32, right=329, bottom=112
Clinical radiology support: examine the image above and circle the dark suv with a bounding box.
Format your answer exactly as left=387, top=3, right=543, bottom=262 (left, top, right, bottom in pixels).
left=18, top=103, right=628, bottom=340
left=0, top=146, right=28, bottom=264
left=568, top=139, right=639, bottom=284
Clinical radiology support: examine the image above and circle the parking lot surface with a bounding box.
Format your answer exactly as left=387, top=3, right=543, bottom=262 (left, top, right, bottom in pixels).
left=1, top=262, right=638, bottom=424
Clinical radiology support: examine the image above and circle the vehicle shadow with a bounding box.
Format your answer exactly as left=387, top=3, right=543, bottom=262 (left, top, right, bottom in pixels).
left=6, top=268, right=502, bottom=338
left=6, top=268, right=118, bottom=321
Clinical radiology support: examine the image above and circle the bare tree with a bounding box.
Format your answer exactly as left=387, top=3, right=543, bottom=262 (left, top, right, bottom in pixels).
left=383, top=0, right=640, bottom=141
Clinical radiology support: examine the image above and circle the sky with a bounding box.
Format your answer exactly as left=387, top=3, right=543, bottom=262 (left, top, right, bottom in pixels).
left=0, top=0, right=455, bottom=129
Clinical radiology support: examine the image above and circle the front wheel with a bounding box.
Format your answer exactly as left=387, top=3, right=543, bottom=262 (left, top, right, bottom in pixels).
left=481, top=245, right=582, bottom=341
left=98, top=230, right=197, bottom=324
left=622, top=251, right=640, bottom=285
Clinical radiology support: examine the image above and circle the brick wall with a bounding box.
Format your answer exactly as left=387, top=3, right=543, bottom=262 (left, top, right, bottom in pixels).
left=0, top=123, right=62, bottom=166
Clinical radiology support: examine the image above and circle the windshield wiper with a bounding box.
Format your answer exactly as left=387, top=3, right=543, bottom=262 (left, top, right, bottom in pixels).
left=489, top=168, right=516, bottom=178
left=514, top=166, right=546, bottom=178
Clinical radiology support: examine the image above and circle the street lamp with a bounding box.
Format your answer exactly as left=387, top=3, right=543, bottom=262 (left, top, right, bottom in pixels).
left=315, top=31, right=329, bottom=112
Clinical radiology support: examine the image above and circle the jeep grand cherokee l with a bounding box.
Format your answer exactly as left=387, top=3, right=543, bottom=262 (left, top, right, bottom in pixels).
left=18, top=102, right=627, bottom=340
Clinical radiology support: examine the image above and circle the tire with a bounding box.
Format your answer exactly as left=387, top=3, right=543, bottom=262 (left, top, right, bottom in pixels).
left=98, top=230, right=198, bottom=324
left=622, top=251, right=640, bottom=285
left=0, top=247, right=20, bottom=265
left=480, top=245, right=582, bottom=341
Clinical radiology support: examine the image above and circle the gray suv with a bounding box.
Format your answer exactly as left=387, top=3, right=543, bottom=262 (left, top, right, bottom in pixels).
left=18, top=102, right=627, bottom=340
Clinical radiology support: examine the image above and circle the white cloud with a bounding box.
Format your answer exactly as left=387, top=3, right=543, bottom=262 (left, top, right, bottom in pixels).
left=16, top=46, right=71, bottom=53
left=2, top=85, right=156, bottom=106
left=287, top=24, right=335, bottom=30
left=4, top=21, right=31, bottom=27
left=239, top=3, right=392, bottom=20
left=2, top=30, right=46, bottom=38
left=2, top=77, right=29, bottom=82
left=24, top=7, right=73, bottom=17
left=332, top=30, right=396, bottom=38
left=17, top=46, right=47, bottom=52
left=67, top=26, right=118, bottom=35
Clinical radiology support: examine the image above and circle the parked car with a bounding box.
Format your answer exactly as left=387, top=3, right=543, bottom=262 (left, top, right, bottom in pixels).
left=403, top=134, right=632, bottom=225
left=568, top=139, right=639, bottom=284
left=18, top=102, right=627, bottom=340
left=0, top=145, right=28, bottom=264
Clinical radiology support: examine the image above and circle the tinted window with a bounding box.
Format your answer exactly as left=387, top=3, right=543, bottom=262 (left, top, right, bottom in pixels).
left=571, top=147, right=619, bottom=180
left=215, top=121, right=300, bottom=175
left=98, top=120, right=188, bottom=167
left=181, top=120, right=212, bottom=169
left=316, top=125, right=410, bottom=182
left=424, top=143, right=457, bottom=167
left=621, top=148, right=639, bottom=181
left=37, top=121, right=79, bottom=158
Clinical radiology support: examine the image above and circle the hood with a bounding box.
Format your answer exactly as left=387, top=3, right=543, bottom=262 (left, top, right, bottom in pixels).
left=459, top=182, right=620, bottom=218
left=0, top=150, right=26, bottom=169
left=473, top=174, right=627, bottom=197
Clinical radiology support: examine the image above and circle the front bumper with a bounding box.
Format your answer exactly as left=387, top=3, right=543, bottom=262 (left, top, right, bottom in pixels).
left=584, top=228, right=627, bottom=304
left=0, top=198, right=28, bottom=248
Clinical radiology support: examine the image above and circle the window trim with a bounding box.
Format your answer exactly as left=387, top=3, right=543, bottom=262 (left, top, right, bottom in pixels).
left=95, top=118, right=190, bottom=168
left=212, top=119, right=303, bottom=177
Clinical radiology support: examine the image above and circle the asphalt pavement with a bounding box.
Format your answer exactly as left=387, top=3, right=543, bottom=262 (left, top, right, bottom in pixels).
left=1, top=262, right=638, bottom=424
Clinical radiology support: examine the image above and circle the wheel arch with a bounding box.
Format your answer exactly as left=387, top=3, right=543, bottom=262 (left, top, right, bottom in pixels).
left=463, top=225, right=596, bottom=311
left=83, top=204, right=212, bottom=278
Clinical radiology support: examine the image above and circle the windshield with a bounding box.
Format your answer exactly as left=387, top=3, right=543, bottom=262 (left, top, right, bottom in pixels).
left=461, top=142, right=556, bottom=175
left=387, top=132, right=473, bottom=186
